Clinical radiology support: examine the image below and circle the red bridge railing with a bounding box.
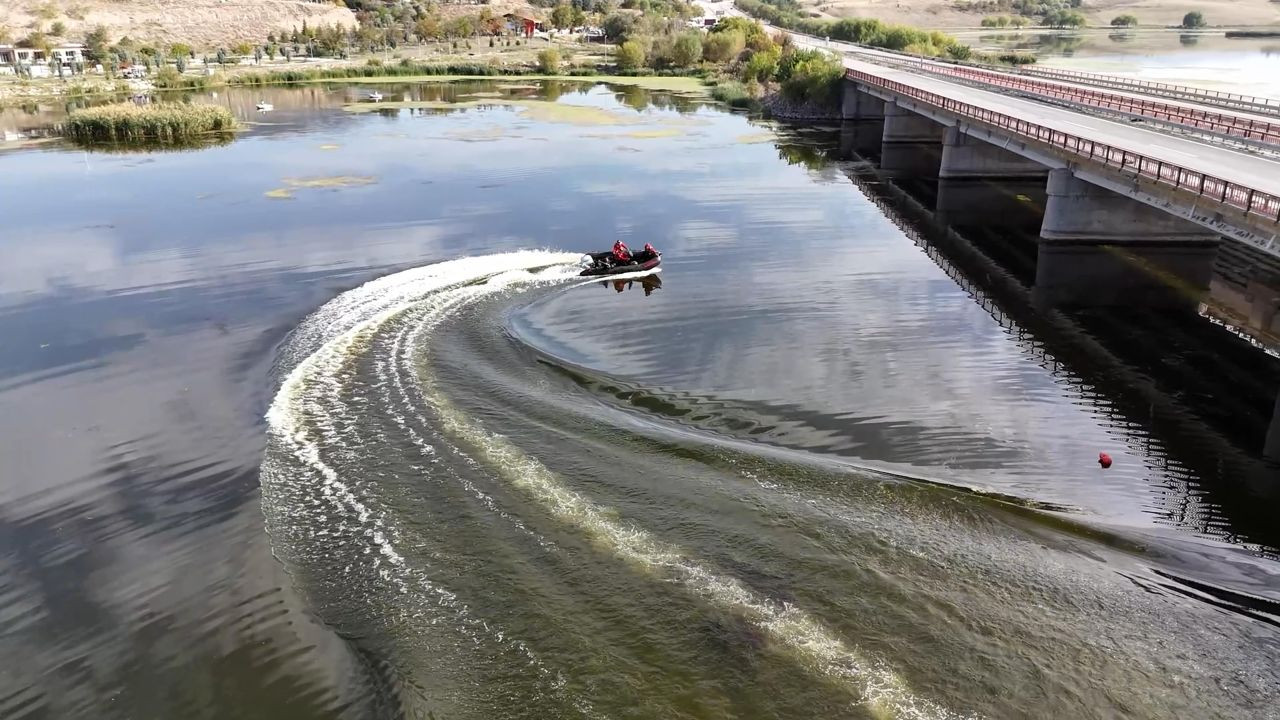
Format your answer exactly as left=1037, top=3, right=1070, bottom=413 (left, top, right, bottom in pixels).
left=898, top=61, right=1280, bottom=146
left=1014, top=65, right=1280, bottom=116
left=846, top=67, right=1280, bottom=223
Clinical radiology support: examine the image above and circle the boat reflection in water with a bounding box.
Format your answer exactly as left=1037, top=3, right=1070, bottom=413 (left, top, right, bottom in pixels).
left=600, top=273, right=663, bottom=296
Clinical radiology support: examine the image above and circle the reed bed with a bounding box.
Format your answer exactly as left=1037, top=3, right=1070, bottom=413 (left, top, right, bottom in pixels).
left=63, top=103, right=237, bottom=143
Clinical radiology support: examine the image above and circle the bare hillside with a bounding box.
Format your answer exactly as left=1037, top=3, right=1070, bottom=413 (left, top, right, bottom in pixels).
left=0, top=0, right=358, bottom=49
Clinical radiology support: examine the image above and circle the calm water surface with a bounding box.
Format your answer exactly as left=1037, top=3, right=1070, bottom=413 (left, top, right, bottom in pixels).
left=1, top=81, right=1279, bottom=720
left=953, top=29, right=1280, bottom=96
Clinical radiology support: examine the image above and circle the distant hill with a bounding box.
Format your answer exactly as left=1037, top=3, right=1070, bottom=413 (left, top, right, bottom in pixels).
left=0, top=0, right=358, bottom=49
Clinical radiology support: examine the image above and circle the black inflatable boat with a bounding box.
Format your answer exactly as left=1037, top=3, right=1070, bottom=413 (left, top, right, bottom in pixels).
left=579, top=249, right=662, bottom=277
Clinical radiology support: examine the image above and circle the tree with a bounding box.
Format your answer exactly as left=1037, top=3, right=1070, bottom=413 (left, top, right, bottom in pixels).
left=445, top=16, right=475, bottom=39
left=616, top=39, right=646, bottom=70
left=169, top=42, right=192, bottom=58
left=216, top=47, right=227, bottom=66
left=233, top=41, right=254, bottom=56
left=670, top=31, right=702, bottom=67
left=478, top=8, right=503, bottom=35
left=266, top=43, right=278, bottom=60
left=84, top=25, right=110, bottom=64
left=602, top=12, right=635, bottom=41
left=253, top=46, right=263, bottom=64
left=175, top=55, right=187, bottom=72
left=1110, top=15, right=1138, bottom=27
left=571, top=7, right=587, bottom=30
left=282, top=45, right=293, bottom=62
left=551, top=3, right=575, bottom=31
left=415, top=15, right=442, bottom=42
left=1181, top=11, right=1206, bottom=28
left=537, top=47, right=561, bottom=72
left=50, top=21, right=66, bottom=37
left=1044, top=10, right=1086, bottom=28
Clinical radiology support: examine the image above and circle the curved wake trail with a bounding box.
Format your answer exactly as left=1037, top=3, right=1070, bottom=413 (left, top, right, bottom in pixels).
left=262, top=251, right=969, bottom=720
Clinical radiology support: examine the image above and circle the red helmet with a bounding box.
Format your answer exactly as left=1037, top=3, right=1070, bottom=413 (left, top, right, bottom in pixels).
left=644, top=243, right=656, bottom=253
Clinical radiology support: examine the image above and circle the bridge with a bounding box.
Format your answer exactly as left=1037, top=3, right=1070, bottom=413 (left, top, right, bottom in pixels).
left=797, top=36, right=1280, bottom=311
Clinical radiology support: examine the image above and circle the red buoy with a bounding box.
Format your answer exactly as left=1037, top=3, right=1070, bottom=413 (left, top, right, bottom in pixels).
left=1098, top=452, right=1113, bottom=469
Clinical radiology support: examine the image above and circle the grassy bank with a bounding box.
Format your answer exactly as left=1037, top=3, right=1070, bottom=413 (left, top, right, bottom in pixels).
left=154, top=61, right=708, bottom=92
left=63, top=103, right=237, bottom=143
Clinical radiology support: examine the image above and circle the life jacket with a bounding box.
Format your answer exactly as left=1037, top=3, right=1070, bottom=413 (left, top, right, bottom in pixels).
left=613, top=242, right=631, bottom=261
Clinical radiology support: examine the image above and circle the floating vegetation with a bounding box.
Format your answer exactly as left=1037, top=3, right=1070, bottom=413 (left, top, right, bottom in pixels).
left=63, top=103, right=237, bottom=144
left=585, top=128, right=686, bottom=139
left=444, top=126, right=508, bottom=142
left=342, top=97, right=640, bottom=126
left=515, top=101, right=632, bottom=126
left=735, top=132, right=776, bottom=144
left=265, top=175, right=378, bottom=199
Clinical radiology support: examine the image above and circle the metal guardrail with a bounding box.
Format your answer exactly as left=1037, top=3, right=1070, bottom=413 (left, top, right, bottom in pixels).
left=899, top=61, right=1280, bottom=146
left=1013, top=65, right=1280, bottom=117
left=845, top=67, right=1280, bottom=223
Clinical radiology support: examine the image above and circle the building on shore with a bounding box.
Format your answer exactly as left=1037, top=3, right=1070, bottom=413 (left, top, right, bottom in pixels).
left=0, top=43, right=87, bottom=74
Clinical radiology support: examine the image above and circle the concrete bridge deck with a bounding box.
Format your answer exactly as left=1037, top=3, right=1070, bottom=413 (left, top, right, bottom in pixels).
left=840, top=56, right=1280, bottom=257
left=843, top=57, right=1280, bottom=195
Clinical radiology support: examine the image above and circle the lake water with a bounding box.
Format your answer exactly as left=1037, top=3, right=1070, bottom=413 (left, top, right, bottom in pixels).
left=953, top=29, right=1280, bottom=97
left=2, top=80, right=1279, bottom=720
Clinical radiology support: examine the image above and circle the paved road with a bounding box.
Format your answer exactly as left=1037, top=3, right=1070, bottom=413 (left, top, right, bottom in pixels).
left=827, top=41, right=1280, bottom=128
left=841, top=56, right=1280, bottom=196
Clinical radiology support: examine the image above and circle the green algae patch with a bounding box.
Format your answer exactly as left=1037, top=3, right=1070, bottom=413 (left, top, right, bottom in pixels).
left=267, top=175, right=377, bottom=199
left=283, top=176, right=378, bottom=189
left=343, top=97, right=641, bottom=126
left=321, top=74, right=708, bottom=94
left=444, top=125, right=508, bottom=142
left=516, top=101, right=632, bottom=125
left=585, top=128, right=686, bottom=139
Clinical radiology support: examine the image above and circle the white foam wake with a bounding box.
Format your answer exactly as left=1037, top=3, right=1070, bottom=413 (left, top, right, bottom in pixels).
left=397, top=268, right=975, bottom=720
left=264, top=250, right=970, bottom=720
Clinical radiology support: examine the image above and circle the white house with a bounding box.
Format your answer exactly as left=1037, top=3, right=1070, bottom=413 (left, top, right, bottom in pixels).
left=0, top=42, right=86, bottom=70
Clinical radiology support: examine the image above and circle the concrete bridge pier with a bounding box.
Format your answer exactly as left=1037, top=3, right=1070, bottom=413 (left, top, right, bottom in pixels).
left=840, top=81, right=885, bottom=121
left=1267, top=392, right=1280, bottom=461
left=838, top=120, right=885, bottom=159
left=1034, top=168, right=1221, bottom=309
left=935, top=126, right=1048, bottom=228
left=880, top=101, right=944, bottom=178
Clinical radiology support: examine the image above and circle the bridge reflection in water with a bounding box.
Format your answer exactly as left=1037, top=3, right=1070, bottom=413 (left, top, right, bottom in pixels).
left=793, top=121, right=1280, bottom=554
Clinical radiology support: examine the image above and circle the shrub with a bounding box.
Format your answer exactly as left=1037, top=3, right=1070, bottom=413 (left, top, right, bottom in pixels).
left=50, top=21, right=66, bottom=37
left=616, top=39, right=646, bottom=70
left=704, top=29, right=746, bottom=62
left=1181, top=11, right=1206, bottom=28
left=740, top=46, right=779, bottom=82
left=782, top=52, right=842, bottom=106
left=1110, top=14, right=1138, bottom=27
left=153, top=65, right=183, bottom=88
left=946, top=43, right=973, bottom=60
left=670, top=31, right=702, bottom=67
left=63, top=103, right=237, bottom=143
left=710, top=79, right=755, bottom=108
left=537, top=47, right=561, bottom=73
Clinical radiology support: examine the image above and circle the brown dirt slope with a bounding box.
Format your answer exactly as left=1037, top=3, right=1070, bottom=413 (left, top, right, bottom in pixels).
left=0, top=0, right=358, bottom=49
